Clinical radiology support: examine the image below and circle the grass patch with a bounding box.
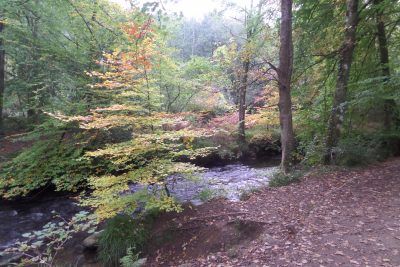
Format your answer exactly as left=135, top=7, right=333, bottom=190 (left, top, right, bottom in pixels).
left=239, top=187, right=261, bottom=201
left=269, top=170, right=303, bottom=187
left=98, top=215, right=149, bottom=267
left=197, top=188, right=217, bottom=202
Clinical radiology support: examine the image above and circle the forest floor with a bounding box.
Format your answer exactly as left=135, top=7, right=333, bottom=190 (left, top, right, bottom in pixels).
left=0, top=133, right=33, bottom=163
left=144, top=158, right=400, bottom=266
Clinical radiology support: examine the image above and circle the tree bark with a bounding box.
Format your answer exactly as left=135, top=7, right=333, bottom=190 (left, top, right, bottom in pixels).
left=324, top=0, right=359, bottom=164
left=278, top=0, right=295, bottom=173
left=238, top=59, right=249, bottom=145
left=237, top=7, right=254, bottom=146
left=374, top=0, right=396, bottom=130
left=0, top=19, right=4, bottom=136
left=25, top=2, right=40, bottom=122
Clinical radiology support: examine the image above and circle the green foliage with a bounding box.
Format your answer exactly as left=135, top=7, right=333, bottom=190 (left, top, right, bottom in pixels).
left=197, top=188, right=216, bottom=202
left=190, top=133, right=237, bottom=161
left=69, top=107, right=220, bottom=220
left=246, top=125, right=280, bottom=150
left=269, top=171, right=303, bottom=188
left=293, top=0, right=400, bottom=166
left=4, top=211, right=96, bottom=266
left=1, top=1, right=399, bottom=264
left=120, top=247, right=140, bottom=267
left=0, top=134, right=91, bottom=199
left=2, top=0, right=124, bottom=116
left=0, top=110, right=149, bottom=199
left=239, top=187, right=262, bottom=201
left=333, top=134, right=394, bottom=166
left=98, top=215, right=148, bottom=267
left=84, top=126, right=212, bottom=219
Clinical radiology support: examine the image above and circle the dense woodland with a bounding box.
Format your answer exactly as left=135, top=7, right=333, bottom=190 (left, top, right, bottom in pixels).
left=0, top=0, right=399, bottom=266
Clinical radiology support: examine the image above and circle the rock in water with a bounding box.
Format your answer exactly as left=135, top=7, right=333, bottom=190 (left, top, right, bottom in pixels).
left=31, top=212, right=44, bottom=221
left=134, top=258, right=147, bottom=266
left=0, top=210, right=18, bottom=217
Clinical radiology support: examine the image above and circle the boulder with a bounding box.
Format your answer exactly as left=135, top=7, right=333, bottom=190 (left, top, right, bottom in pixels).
left=82, top=231, right=102, bottom=250
left=133, top=258, right=147, bottom=266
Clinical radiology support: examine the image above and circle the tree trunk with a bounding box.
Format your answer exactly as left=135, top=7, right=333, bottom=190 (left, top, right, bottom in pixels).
left=238, top=59, right=249, bottom=145
left=191, top=26, right=195, bottom=57
left=278, top=0, right=295, bottom=173
left=0, top=19, right=4, bottom=136
left=374, top=0, right=396, bottom=130
left=324, top=0, right=359, bottom=164
left=26, top=0, right=42, bottom=122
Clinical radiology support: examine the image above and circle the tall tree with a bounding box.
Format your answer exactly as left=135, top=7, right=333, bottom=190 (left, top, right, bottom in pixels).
left=324, top=0, right=359, bottom=164
left=0, top=17, right=4, bottom=136
left=1, top=0, right=121, bottom=117
left=373, top=0, right=396, bottom=130
left=237, top=25, right=252, bottom=145
left=237, top=1, right=265, bottom=145
left=278, top=0, right=295, bottom=173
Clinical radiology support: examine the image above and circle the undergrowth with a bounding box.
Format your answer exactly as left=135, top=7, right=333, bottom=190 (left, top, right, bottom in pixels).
left=0, top=133, right=93, bottom=198
left=269, top=170, right=303, bottom=187
left=120, top=247, right=141, bottom=267
left=197, top=188, right=216, bottom=202
left=333, top=133, right=395, bottom=166
left=98, top=215, right=149, bottom=267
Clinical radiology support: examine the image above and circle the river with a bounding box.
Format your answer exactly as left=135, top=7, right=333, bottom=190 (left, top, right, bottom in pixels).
left=0, top=160, right=279, bottom=265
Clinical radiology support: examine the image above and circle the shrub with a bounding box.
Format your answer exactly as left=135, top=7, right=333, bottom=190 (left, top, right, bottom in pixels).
left=269, top=171, right=303, bottom=187
left=198, top=188, right=216, bottom=202
left=297, top=136, right=326, bottom=166
left=119, top=247, right=140, bottom=267
left=98, top=215, right=148, bottom=267
left=0, top=136, right=92, bottom=199
left=334, top=134, right=392, bottom=166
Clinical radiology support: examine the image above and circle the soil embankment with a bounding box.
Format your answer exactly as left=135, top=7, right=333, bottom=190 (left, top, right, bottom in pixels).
left=144, top=158, right=400, bottom=266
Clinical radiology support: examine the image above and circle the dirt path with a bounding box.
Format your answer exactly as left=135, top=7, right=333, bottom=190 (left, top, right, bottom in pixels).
left=145, top=158, right=400, bottom=266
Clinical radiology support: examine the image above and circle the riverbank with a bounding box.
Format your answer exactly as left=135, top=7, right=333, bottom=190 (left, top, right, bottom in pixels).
left=0, top=160, right=279, bottom=266
left=2, top=158, right=399, bottom=266
left=142, top=158, right=400, bottom=266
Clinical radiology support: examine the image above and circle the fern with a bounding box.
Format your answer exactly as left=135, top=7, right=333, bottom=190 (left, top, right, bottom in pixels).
left=120, top=247, right=140, bottom=267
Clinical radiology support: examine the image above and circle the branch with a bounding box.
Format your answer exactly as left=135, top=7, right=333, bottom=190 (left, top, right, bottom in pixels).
left=292, top=50, right=339, bottom=83
left=66, top=0, right=101, bottom=50
left=387, top=17, right=400, bottom=40
left=358, top=0, right=373, bottom=15
left=92, top=18, right=119, bottom=37
left=265, top=61, right=278, bottom=72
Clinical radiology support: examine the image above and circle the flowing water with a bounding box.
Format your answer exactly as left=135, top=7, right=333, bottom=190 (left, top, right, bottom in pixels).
left=162, top=163, right=278, bottom=205
left=0, top=161, right=278, bottom=264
